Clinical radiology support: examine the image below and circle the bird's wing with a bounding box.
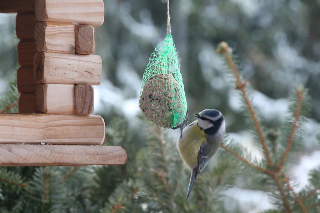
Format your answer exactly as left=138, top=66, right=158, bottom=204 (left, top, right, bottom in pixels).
left=197, top=144, right=211, bottom=175
left=186, top=141, right=211, bottom=199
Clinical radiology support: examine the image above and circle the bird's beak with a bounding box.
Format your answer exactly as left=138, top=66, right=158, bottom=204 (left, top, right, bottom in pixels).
left=194, top=113, right=200, bottom=118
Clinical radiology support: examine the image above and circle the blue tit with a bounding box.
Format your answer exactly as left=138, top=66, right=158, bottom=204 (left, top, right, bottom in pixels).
left=177, top=109, right=225, bottom=199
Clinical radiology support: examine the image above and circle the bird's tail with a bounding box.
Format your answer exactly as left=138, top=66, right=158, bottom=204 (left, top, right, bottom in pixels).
left=186, top=168, right=198, bottom=199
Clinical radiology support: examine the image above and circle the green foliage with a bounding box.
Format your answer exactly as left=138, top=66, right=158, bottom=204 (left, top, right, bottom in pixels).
left=0, top=1, right=320, bottom=212
left=135, top=126, right=182, bottom=212
left=262, top=210, right=281, bottom=213
left=0, top=168, right=27, bottom=194
left=101, top=181, right=146, bottom=213
left=275, top=89, right=310, bottom=165
left=0, top=77, right=18, bottom=113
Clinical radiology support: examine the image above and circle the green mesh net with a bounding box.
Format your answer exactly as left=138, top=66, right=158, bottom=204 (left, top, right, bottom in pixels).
left=139, top=34, right=188, bottom=129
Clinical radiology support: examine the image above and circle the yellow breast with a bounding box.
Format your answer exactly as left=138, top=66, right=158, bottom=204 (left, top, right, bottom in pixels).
left=178, top=121, right=207, bottom=169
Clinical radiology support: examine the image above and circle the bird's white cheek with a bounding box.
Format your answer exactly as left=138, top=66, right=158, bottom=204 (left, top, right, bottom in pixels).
left=197, top=119, right=213, bottom=130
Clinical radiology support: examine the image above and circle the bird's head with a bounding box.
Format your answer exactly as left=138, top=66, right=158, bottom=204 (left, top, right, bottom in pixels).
left=194, top=109, right=225, bottom=136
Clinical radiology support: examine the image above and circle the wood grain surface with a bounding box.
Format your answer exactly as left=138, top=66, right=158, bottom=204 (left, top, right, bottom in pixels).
left=34, top=52, right=102, bottom=85
left=75, top=25, right=95, bottom=54
left=35, top=22, right=75, bottom=53
left=17, top=67, right=36, bottom=93
left=35, top=84, right=75, bottom=114
left=0, top=145, right=126, bottom=166
left=0, top=114, right=105, bottom=145
left=16, top=13, right=36, bottom=40
left=0, top=0, right=35, bottom=13
left=35, top=0, right=104, bottom=27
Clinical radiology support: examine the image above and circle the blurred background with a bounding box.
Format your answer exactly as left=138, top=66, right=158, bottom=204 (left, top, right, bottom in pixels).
left=0, top=0, right=320, bottom=212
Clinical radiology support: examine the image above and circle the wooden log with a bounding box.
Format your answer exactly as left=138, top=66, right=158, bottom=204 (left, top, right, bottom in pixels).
left=35, top=84, right=75, bottom=114
left=0, top=0, right=35, bottom=13
left=0, top=145, right=126, bottom=166
left=16, top=13, right=36, bottom=40
left=35, top=0, right=104, bottom=27
left=34, top=52, right=102, bottom=85
left=75, top=84, right=94, bottom=115
left=17, top=67, right=36, bottom=93
left=75, top=25, right=95, bottom=55
left=18, top=93, right=35, bottom=114
left=34, top=22, right=75, bottom=53
left=18, top=40, right=37, bottom=67
left=0, top=114, right=105, bottom=145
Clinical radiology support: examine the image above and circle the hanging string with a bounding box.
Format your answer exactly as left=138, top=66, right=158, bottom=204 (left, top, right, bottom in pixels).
left=167, top=0, right=171, bottom=34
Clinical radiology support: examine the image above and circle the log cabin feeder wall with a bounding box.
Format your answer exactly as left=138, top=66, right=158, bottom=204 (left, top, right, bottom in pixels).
left=0, top=0, right=127, bottom=166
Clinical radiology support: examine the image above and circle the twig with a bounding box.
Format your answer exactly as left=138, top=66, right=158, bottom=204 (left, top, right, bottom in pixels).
left=284, top=178, right=307, bottom=213
left=150, top=168, right=169, bottom=190
left=311, top=203, right=320, bottom=209
left=155, top=127, right=169, bottom=183
left=220, top=144, right=273, bottom=176
left=64, top=166, right=81, bottom=181
left=0, top=102, right=17, bottom=113
left=306, top=185, right=320, bottom=199
left=43, top=170, right=50, bottom=203
left=278, top=89, right=303, bottom=170
left=218, top=42, right=272, bottom=166
left=0, top=177, right=28, bottom=189
left=112, top=201, right=124, bottom=213
left=274, top=174, right=292, bottom=213
left=156, top=127, right=175, bottom=211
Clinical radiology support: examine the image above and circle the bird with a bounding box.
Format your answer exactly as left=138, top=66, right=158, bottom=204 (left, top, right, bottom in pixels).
left=176, top=109, right=225, bottom=199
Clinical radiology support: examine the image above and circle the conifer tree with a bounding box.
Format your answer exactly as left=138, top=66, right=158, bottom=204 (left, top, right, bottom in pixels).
left=0, top=47, right=319, bottom=213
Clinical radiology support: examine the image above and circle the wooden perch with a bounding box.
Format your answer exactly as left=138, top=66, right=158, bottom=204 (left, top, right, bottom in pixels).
left=17, top=67, right=36, bottom=93
left=35, top=0, right=104, bottom=27
left=0, top=0, right=35, bottom=13
left=75, top=84, right=94, bottom=115
left=18, top=93, right=35, bottom=114
left=35, top=22, right=75, bottom=53
left=75, top=25, right=95, bottom=54
left=16, top=13, right=36, bottom=40
left=18, top=40, right=37, bottom=67
left=0, top=145, right=126, bottom=166
left=0, top=114, right=105, bottom=145
left=35, top=84, right=75, bottom=114
left=34, top=52, right=102, bottom=85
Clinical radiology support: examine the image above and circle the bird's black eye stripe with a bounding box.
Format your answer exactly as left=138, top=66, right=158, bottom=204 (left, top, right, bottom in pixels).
left=199, top=116, right=210, bottom=121
left=199, top=116, right=223, bottom=122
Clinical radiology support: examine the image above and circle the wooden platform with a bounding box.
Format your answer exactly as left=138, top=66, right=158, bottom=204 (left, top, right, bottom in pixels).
left=0, top=114, right=105, bottom=145
left=0, top=145, right=126, bottom=166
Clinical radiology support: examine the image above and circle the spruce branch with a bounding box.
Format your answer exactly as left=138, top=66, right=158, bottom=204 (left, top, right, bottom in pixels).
left=284, top=178, right=307, bottom=213
left=43, top=170, right=50, bottom=203
left=0, top=168, right=28, bottom=193
left=0, top=175, right=28, bottom=189
left=0, top=177, right=27, bottom=189
left=216, top=42, right=312, bottom=213
left=63, top=166, right=81, bottom=181
left=150, top=168, right=169, bottom=190
left=278, top=89, right=304, bottom=170
left=220, top=144, right=272, bottom=175
left=111, top=201, right=124, bottom=213
left=217, top=42, right=272, bottom=165
left=153, top=127, right=170, bottom=190
left=306, top=185, right=320, bottom=199
left=140, top=125, right=178, bottom=212
left=0, top=102, right=17, bottom=113
left=311, top=203, right=320, bottom=209
left=273, top=174, right=292, bottom=213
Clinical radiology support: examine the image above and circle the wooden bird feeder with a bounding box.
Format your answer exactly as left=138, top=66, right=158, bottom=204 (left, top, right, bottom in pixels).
left=0, top=0, right=127, bottom=166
